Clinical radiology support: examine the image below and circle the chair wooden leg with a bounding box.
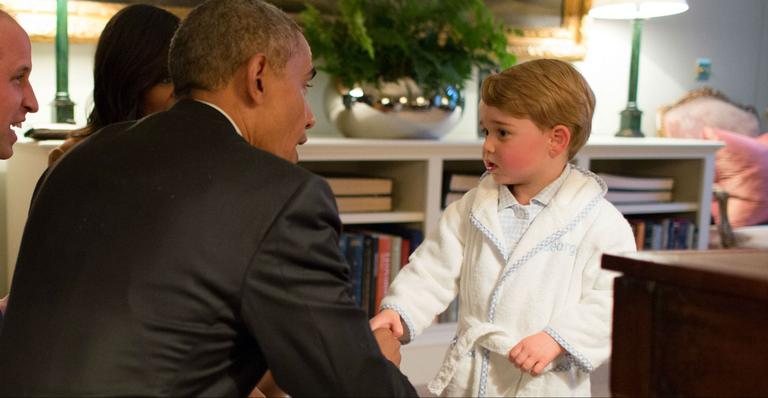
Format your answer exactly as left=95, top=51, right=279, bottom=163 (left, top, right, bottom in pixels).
left=714, top=189, right=736, bottom=248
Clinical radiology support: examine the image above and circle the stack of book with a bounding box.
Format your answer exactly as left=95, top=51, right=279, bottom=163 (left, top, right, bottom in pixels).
left=324, top=176, right=393, bottom=213
left=599, top=173, right=675, bottom=204
left=442, top=173, right=482, bottom=208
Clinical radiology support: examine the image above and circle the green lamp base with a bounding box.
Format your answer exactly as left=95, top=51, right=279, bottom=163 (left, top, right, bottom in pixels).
left=616, top=106, right=644, bottom=138
left=53, top=93, right=75, bottom=125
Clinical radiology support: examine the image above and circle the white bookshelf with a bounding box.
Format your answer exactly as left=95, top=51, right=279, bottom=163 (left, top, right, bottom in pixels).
left=4, top=135, right=722, bottom=386
left=616, top=202, right=700, bottom=215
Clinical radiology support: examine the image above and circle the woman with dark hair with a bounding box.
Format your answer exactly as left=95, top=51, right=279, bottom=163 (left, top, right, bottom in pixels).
left=48, top=4, right=180, bottom=164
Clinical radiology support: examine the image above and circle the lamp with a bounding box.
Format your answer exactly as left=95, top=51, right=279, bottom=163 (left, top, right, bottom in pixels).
left=54, top=0, right=75, bottom=124
left=589, top=0, right=688, bottom=137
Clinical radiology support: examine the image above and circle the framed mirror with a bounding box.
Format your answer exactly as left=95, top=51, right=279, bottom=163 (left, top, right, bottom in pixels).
left=0, top=0, right=190, bottom=43
left=490, top=0, right=593, bottom=61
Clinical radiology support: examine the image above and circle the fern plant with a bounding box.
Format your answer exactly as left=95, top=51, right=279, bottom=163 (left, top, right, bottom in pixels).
left=300, top=0, right=515, bottom=94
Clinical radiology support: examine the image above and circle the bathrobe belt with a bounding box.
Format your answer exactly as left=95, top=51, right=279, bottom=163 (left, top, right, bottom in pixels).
left=427, top=319, right=518, bottom=395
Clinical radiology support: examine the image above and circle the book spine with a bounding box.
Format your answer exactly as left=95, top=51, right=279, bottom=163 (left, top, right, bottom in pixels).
left=346, top=233, right=365, bottom=307
left=361, top=235, right=375, bottom=316
left=374, top=235, right=392, bottom=312
left=389, top=236, right=402, bottom=284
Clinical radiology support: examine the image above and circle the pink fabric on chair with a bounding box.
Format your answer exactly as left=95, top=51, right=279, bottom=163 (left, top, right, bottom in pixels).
left=705, top=128, right=768, bottom=227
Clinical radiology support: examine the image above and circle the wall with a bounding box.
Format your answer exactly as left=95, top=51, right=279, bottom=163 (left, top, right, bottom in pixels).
left=1, top=0, right=767, bottom=293
left=578, top=0, right=768, bottom=136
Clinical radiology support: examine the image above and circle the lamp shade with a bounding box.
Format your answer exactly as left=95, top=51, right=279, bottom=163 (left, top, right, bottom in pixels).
left=589, top=0, right=688, bottom=19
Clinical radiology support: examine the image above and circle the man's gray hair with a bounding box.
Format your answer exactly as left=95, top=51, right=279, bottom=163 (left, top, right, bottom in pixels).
left=169, top=0, right=303, bottom=97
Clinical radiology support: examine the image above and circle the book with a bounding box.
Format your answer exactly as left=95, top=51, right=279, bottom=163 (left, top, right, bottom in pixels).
left=400, top=238, right=411, bottom=268
left=447, top=173, right=481, bottom=192
left=605, top=190, right=673, bottom=204
left=361, top=234, right=377, bottom=316
left=324, top=177, right=393, bottom=196
left=628, top=219, right=646, bottom=250
left=389, top=235, right=402, bottom=284
left=344, top=232, right=365, bottom=307
left=335, top=196, right=392, bottom=212
left=372, top=233, right=392, bottom=312
left=598, top=173, right=674, bottom=191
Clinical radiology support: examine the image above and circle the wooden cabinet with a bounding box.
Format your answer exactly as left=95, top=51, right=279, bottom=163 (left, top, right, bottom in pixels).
left=604, top=250, right=768, bottom=397
left=4, top=135, right=721, bottom=386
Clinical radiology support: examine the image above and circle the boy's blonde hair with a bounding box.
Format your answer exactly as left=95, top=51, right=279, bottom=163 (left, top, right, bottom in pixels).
left=481, top=59, right=595, bottom=159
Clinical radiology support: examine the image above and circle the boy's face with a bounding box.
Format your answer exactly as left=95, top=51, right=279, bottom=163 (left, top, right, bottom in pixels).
left=479, top=101, right=560, bottom=187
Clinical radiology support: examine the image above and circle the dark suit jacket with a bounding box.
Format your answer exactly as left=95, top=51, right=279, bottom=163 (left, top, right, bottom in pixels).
left=0, top=100, right=416, bottom=397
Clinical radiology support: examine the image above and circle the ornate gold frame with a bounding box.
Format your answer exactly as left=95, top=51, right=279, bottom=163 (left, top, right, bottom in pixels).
left=506, top=0, right=593, bottom=61
left=5, top=0, right=592, bottom=58
left=0, top=1, right=189, bottom=44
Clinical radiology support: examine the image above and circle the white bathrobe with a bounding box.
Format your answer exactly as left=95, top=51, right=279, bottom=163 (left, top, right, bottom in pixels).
left=381, top=165, right=637, bottom=397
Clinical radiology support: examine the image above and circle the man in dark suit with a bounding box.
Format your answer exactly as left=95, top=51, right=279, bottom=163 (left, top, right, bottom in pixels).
left=0, top=0, right=416, bottom=396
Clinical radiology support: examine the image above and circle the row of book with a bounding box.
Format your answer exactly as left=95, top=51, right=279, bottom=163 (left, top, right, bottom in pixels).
left=338, top=226, right=423, bottom=317
left=628, top=217, right=698, bottom=250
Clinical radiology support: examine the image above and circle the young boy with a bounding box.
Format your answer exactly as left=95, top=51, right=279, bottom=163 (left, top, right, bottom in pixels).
left=370, top=59, right=636, bottom=397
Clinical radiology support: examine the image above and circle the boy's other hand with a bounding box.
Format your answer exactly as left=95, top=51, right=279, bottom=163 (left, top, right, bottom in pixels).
left=369, top=309, right=404, bottom=338
left=372, top=327, right=402, bottom=366
left=508, top=331, right=564, bottom=376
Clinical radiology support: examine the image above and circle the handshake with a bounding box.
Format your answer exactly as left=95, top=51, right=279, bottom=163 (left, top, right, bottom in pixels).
left=369, top=309, right=407, bottom=367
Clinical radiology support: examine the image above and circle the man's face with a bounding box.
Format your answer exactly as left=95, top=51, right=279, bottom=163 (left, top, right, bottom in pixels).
left=251, top=36, right=316, bottom=164
left=0, top=17, right=38, bottom=159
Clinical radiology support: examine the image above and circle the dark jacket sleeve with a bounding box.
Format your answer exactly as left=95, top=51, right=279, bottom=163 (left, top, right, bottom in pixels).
left=240, top=175, right=417, bottom=397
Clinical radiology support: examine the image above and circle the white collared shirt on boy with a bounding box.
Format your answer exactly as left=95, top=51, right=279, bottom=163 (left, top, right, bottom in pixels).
left=498, top=165, right=570, bottom=256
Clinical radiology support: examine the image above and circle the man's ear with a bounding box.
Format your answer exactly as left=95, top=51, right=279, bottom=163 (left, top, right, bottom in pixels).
left=548, top=125, right=572, bottom=158
left=245, top=53, right=268, bottom=104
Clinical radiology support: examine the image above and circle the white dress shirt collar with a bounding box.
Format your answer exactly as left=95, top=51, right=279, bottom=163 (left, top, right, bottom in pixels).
left=194, top=99, right=243, bottom=137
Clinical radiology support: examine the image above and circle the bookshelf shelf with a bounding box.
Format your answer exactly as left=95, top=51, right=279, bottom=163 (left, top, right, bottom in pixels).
left=340, top=211, right=424, bottom=224
left=4, top=135, right=723, bottom=387
left=616, top=202, right=699, bottom=215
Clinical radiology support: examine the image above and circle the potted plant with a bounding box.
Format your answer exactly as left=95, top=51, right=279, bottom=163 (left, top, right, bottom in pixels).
left=300, top=0, right=515, bottom=139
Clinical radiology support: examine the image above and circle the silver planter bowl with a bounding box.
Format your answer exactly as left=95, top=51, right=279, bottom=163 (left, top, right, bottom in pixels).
left=325, top=78, right=464, bottom=139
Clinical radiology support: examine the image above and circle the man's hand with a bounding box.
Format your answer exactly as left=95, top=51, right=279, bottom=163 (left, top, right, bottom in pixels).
left=251, top=370, right=288, bottom=398
left=508, top=331, right=564, bottom=376
left=373, top=327, right=402, bottom=367
left=369, top=309, right=404, bottom=338
left=0, top=295, right=7, bottom=314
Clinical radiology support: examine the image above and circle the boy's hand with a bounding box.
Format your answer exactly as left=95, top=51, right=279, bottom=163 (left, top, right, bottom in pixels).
left=369, top=309, right=404, bottom=338
left=508, top=331, right=564, bottom=376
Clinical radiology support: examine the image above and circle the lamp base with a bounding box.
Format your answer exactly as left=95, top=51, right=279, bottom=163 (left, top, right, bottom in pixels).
left=53, top=93, right=75, bottom=124
left=616, top=106, right=644, bottom=137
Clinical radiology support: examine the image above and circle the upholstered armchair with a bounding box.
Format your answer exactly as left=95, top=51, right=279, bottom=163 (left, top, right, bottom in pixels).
left=659, top=87, right=768, bottom=248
